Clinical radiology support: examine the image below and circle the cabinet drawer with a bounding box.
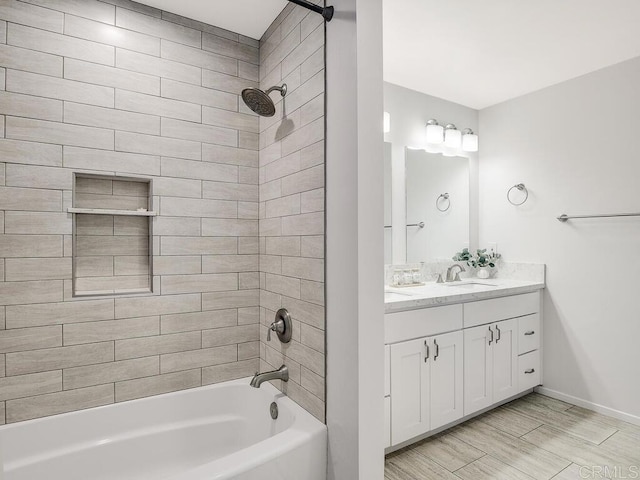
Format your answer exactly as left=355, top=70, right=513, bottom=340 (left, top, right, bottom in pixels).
left=518, top=313, right=540, bottom=354
left=385, top=304, right=463, bottom=344
left=464, top=292, right=540, bottom=328
left=518, top=350, right=541, bottom=391
left=384, top=345, right=390, bottom=397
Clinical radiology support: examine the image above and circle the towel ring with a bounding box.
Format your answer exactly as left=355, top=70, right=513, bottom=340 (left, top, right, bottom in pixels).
left=507, top=183, right=528, bottom=206
left=436, top=193, right=451, bottom=212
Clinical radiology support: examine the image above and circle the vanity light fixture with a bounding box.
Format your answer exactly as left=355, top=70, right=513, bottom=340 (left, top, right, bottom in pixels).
left=384, top=112, right=391, bottom=133
left=462, top=128, right=479, bottom=152
left=426, top=119, right=444, bottom=144
left=444, top=124, right=462, bottom=149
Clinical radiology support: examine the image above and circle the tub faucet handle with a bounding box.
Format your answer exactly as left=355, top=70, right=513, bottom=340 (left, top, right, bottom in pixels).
left=267, top=308, right=292, bottom=343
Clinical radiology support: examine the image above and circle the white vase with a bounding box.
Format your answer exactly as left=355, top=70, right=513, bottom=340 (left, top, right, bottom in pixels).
left=477, top=267, right=490, bottom=279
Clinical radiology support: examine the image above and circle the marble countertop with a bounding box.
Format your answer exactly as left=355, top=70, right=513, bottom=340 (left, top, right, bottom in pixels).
left=385, top=278, right=545, bottom=313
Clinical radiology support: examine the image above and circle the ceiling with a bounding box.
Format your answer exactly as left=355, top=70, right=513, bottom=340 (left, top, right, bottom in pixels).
left=135, top=0, right=287, bottom=40
left=383, top=0, right=640, bottom=109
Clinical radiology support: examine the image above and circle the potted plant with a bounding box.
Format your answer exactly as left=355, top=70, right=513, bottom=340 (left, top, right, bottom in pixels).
left=452, top=248, right=501, bottom=279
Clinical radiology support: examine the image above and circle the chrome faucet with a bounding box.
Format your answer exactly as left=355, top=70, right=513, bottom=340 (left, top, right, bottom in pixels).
left=446, top=264, right=465, bottom=282
left=250, top=365, right=289, bottom=388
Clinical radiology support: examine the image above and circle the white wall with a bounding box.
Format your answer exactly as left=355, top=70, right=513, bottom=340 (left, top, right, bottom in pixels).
left=326, top=0, right=385, bottom=478
left=383, top=82, right=479, bottom=264
left=479, top=56, right=640, bottom=421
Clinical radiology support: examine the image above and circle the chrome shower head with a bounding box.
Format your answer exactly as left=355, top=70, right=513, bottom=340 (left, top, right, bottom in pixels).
left=241, top=84, right=287, bottom=117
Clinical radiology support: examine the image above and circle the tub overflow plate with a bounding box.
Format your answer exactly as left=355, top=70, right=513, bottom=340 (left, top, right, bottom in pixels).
left=270, top=402, right=279, bottom=420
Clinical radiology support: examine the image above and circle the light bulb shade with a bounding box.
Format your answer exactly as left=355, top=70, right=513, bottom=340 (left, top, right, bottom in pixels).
left=462, top=132, right=479, bottom=152
left=444, top=127, right=462, bottom=149
left=426, top=123, right=444, bottom=144
left=383, top=112, right=391, bottom=134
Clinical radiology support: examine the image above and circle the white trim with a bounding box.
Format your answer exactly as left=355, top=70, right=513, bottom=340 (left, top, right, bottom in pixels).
left=535, top=386, right=640, bottom=427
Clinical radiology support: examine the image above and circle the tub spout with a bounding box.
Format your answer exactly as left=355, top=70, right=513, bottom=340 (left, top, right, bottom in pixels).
left=250, top=365, right=289, bottom=388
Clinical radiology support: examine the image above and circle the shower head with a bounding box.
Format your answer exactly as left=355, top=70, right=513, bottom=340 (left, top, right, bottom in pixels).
left=241, top=84, right=287, bottom=117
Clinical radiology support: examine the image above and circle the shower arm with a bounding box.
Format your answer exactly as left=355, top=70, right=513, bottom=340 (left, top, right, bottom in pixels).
left=287, top=0, right=334, bottom=22
left=265, top=85, right=287, bottom=97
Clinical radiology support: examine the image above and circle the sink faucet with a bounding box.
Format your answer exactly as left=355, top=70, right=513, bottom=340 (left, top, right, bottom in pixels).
left=446, top=264, right=466, bottom=282
left=250, top=365, right=289, bottom=388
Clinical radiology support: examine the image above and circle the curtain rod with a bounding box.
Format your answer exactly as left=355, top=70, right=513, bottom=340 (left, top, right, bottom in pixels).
left=287, top=0, right=334, bottom=21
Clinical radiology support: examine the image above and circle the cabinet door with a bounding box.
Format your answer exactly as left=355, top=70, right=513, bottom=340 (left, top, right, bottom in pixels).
left=430, top=330, right=464, bottom=430
left=390, top=337, right=430, bottom=445
left=464, top=324, right=493, bottom=415
left=492, top=318, right=519, bottom=403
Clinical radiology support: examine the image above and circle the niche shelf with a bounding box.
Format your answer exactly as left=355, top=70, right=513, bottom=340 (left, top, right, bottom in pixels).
left=71, top=174, right=155, bottom=297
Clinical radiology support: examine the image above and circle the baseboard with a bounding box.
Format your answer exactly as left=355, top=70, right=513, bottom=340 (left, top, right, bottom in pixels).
left=535, top=386, right=640, bottom=427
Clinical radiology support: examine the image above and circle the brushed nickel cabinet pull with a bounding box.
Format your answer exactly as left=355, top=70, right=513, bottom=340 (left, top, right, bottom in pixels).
left=524, top=330, right=535, bottom=336
left=525, top=368, right=535, bottom=374
left=424, top=340, right=429, bottom=363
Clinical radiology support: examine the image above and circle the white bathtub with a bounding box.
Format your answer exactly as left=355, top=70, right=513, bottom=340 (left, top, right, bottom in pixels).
left=0, top=378, right=327, bottom=480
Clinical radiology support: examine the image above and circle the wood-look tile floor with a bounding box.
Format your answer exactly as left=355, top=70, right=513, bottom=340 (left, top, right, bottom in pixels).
left=386, top=393, right=640, bottom=480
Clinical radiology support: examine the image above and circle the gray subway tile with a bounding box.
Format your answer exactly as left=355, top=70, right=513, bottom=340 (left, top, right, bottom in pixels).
left=116, top=8, right=201, bottom=48
left=201, top=254, right=258, bottom=273
left=281, top=212, right=324, bottom=236
left=115, top=131, right=200, bottom=160
left=161, top=78, right=237, bottom=111
left=300, top=235, right=324, bottom=258
left=202, top=68, right=258, bottom=95
left=160, top=345, right=237, bottom=373
left=64, top=147, right=160, bottom=176
left=5, top=164, right=72, bottom=189
left=0, top=91, right=62, bottom=122
left=113, top=73, right=193, bottom=115
left=153, top=256, right=201, bottom=275
left=0, top=0, right=64, bottom=33
left=115, top=369, right=200, bottom=402
left=64, top=14, right=160, bottom=56
left=161, top=40, right=237, bottom=75
left=202, top=324, right=259, bottom=348
left=161, top=117, right=237, bottom=147
left=203, top=144, right=257, bottom=167
left=202, top=181, right=257, bottom=202
left=4, top=212, right=71, bottom=235
left=0, top=370, right=61, bottom=401
left=202, top=358, right=259, bottom=385
left=64, top=356, right=159, bottom=390
left=20, top=0, right=115, bottom=24
left=161, top=157, right=237, bottom=182
left=152, top=177, right=201, bottom=198
left=6, top=342, right=113, bottom=376
left=7, top=23, right=114, bottom=66
left=0, top=44, right=63, bottom=77
left=201, top=218, right=259, bottom=236
left=282, top=23, right=324, bottom=78
left=116, top=48, right=201, bottom=85
left=64, top=316, right=159, bottom=345
left=115, top=331, right=201, bottom=360
left=0, top=234, right=62, bottom=256
left=64, top=58, right=159, bottom=95
left=64, top=102, right=160, bottom=135
left=0, top=326, right=62, bottom=353
left=202, top=32, right=258, bottom=65
left=282, top=256, right=324, bottom=282
left=152, top=217, right=201, bottom=236
left=5, top=258, right=71, bottom=281
left=7, top=70, right=114, bottom=108
left=6, top=384, right=113, bottom=423
left=202, top=289, right=259, bottom=310
left=161, top=309, right=236, bottom=334
left=6, top=117, right=114, bottom=150
left=0, top=139, right=62, bottom=167
left=5, top=300, right=114, bottom=329
left=160, top=236, right=237, bottom=256
left=203, top=107, right=259, bottom=134
left=160, top=197, right=237, bottom=218
left=161, top=273, right=238, bottom=295
left=115, top=293, right=201, bottom=319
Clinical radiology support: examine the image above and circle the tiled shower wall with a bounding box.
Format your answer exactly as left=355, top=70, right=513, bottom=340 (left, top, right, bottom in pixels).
left=258, top=5, right=326, bottom=421
left=0, top=0, right=267, bottom=424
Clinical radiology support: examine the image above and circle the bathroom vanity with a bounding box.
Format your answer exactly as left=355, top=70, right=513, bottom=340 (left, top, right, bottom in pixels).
left=383, top=278, right=544, bottom=450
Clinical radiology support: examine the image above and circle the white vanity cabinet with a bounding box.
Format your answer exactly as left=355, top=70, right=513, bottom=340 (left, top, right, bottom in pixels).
left=390, top=330, right=464, bottom=445
left=463, top=318, right=518, bottom=415
left=385, top=289, right=542, bottom=450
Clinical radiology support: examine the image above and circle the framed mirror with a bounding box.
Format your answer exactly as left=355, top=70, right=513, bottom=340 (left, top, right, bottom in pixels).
left=405, top=148, right=469, bottom=263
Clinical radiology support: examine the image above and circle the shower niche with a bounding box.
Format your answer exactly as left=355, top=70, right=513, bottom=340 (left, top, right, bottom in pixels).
left=69, top=174, right=156, bottom=297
